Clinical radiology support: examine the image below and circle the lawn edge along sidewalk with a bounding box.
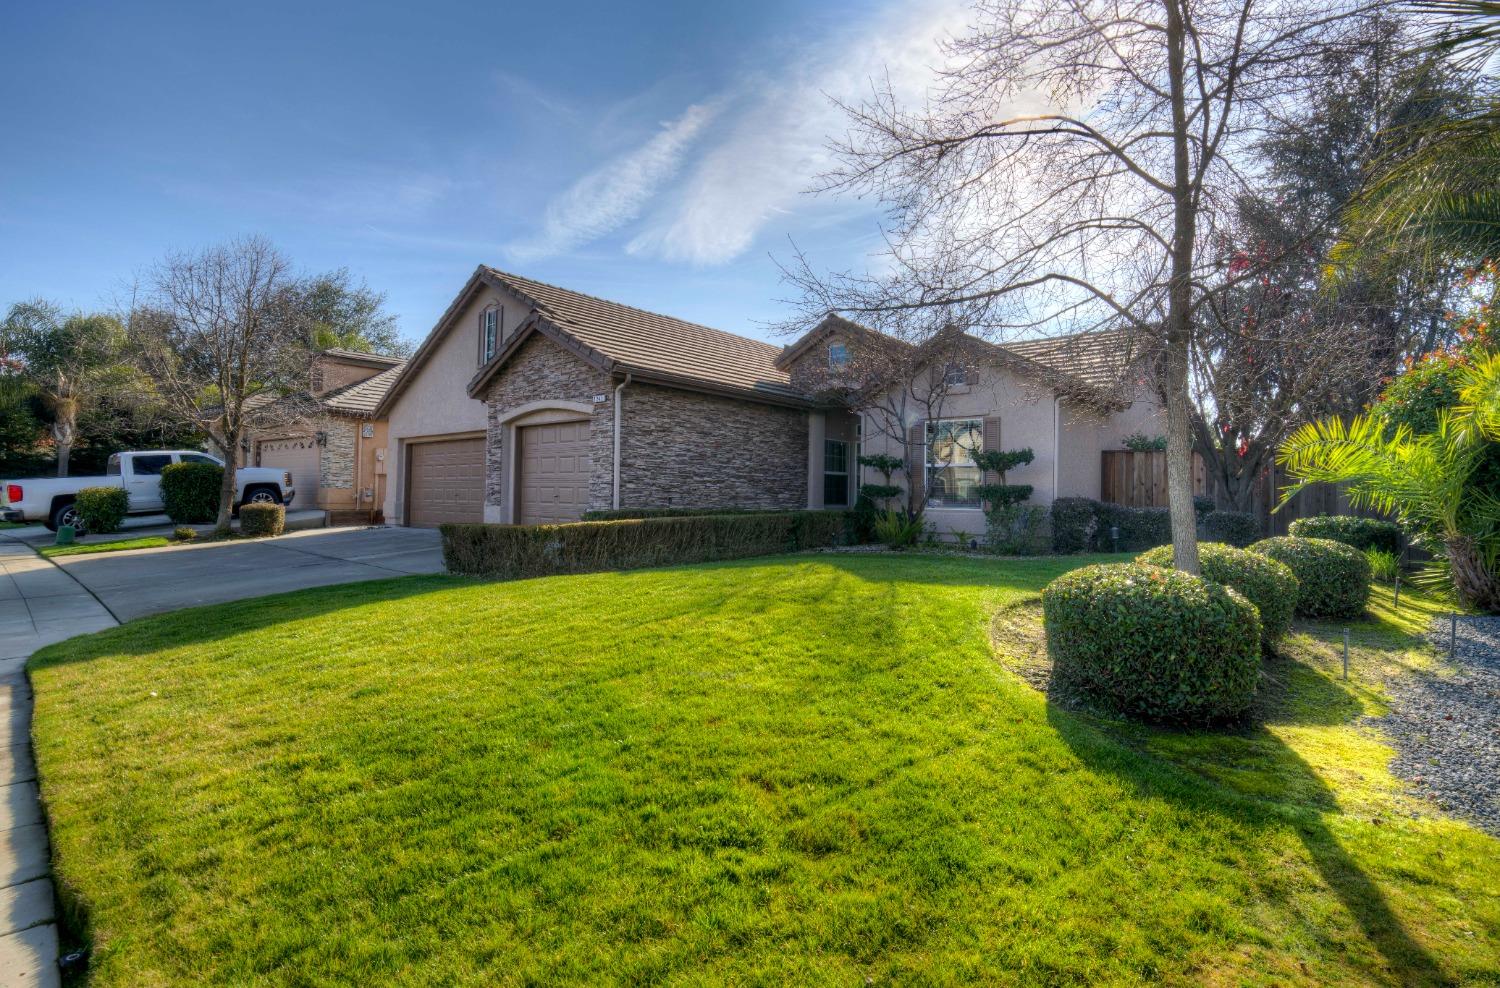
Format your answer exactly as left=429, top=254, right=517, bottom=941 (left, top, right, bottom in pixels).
left=0, top=535, right=119, bottom=988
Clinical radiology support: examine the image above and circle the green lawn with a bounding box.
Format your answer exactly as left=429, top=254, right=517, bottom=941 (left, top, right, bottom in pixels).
left=0, top=520, right=27, bottom=530
left=38, top=536, right=171, bottom=558
left=28, top=554, right=1500, bottom=986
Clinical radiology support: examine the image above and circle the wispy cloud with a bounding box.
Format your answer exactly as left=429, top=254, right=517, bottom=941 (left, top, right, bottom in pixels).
left=504, top=101, right=720, bottom=262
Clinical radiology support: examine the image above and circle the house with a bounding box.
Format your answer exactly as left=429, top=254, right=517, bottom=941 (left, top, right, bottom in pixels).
left=375, top=266, right=1167, bottom=535
left=240, top=349, right=406, bottom=522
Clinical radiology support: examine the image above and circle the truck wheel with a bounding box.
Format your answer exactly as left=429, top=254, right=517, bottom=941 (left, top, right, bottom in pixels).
left=49, top=500, right=86, bottom=535
left=237, top=486, right=281, bottom=514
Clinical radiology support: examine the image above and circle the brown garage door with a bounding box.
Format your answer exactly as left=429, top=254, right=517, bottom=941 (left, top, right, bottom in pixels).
left=518, top=421, right=590, bottom=525
left=256, top=436, right=319, bottom=508
left=407, top=437, right=485, bottom=527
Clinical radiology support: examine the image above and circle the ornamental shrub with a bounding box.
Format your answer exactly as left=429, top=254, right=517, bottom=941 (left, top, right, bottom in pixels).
left=1050, top=497, right=1101, bottom=553
left=442, top=511, right=849, bottom=578
left=1287, top=515, right=1402, bottom=555
left=74, top=487, right=129, bottom=534
left=1094, top=502, right=1172, bottom=552
left=160, top=461, right=223, bottom=523
left=1199, top=509, right=1260, bottom=548
left=239, top=503, right=286, bottom=538
left=1250, top=536, right=1371, bottom=618
left=1136, top=542, right=1298, bottom=643
left=1042, top=563, right=1261, bottom=723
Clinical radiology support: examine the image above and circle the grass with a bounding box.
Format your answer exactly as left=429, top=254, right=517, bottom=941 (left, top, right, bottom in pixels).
left=28, top=554, right=1500, bottom=986
left=38, top=536, right=171, bottom=558
left=0, top=520, right=26, bottom=530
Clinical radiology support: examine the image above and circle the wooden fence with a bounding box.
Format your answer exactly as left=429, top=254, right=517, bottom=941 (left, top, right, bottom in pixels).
left=1099, top=449, right=1378, bottom=539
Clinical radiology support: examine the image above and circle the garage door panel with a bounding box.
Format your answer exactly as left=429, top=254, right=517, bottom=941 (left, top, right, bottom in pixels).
left=408, top=437, right=485, bottom=527
left=518, top=420, right=590, bottom=525
left=256, top=436, right=319, bottom=509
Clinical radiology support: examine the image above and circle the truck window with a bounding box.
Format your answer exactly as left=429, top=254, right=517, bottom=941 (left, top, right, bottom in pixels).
left=106, top=454, right=121, bottom=476
left=131, top=454, right=173, bottom=476
left=179, top=453, right=221, bottom=466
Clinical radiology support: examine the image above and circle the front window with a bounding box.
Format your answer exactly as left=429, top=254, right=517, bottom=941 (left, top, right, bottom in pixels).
left=828, top=342, right=850, bottom=370
left=179, top=453, right=220, bottom=466
left=926, top=419, right=983, bottom=509
left=942, top=363, right=969, bottom=387
left=823, top=439, right=849, bottom=506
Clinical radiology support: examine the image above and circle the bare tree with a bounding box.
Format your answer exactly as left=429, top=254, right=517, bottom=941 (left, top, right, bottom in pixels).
left=784, top=0, right=1383, bottom=573
left=129, top=236, right=318, bottom=534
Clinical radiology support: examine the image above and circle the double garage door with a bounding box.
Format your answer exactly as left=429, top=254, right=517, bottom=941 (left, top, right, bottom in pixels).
left=405, top=424, right=590, bottom=528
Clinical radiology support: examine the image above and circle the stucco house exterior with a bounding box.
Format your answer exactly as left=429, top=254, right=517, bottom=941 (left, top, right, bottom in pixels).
left=240, top=349, right=405, bottom=522
left=375, top=266, right=1168, bottom=535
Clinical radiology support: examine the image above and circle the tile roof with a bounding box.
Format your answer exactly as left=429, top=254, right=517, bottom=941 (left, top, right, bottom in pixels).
left=998, top=329, right=1144, bottom=390
left=320, top=362, right=406, bottom=415
left=319, top=348, right=405, bottom=367
left=482, top=268, right=804, bottom=402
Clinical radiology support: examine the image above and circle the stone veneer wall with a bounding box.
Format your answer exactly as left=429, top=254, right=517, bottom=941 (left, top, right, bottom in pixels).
left=619, top=383, right=807, bottom=510
left=483, top=335, right=614, bottom=514
left=320, top=418, right=357, bottom=489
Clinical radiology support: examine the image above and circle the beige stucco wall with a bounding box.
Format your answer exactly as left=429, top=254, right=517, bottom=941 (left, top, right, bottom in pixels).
left=383, top=285, right=532, bottom=522
left=853, top=366, right=1165, bottom=539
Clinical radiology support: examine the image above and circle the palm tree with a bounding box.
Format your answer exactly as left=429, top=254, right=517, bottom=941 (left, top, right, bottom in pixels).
left=1278, top=352, right=1500, bottom=611
left=1334, top=1, right=1500, bottom=269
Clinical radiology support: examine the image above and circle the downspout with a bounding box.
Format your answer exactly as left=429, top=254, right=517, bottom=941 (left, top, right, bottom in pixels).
left=1052, top=395, right=1061, bottom=500
left=612, top=373, right=632, bottom=509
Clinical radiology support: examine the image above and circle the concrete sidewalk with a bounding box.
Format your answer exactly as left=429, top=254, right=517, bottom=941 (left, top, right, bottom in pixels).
left=0, top=541, right=117, bottom=987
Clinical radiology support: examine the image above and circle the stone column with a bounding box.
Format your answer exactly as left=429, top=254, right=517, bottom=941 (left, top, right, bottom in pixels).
left=807, top=411, right=825, bottom=510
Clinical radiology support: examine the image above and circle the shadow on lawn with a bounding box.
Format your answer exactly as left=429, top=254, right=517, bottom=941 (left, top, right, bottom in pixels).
left=1045, top=667, right=1448, bottom=986
left=26, top=573, right=464, bottom=668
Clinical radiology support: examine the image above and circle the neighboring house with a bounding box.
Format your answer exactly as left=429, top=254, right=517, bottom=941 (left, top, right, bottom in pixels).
left=241, top=349, right=406, bottom=522
left=375, top=265, right=1168, bottom=535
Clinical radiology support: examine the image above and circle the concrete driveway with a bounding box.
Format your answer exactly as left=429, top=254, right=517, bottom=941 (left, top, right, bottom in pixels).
left=49, top=526, right=446, bottom=623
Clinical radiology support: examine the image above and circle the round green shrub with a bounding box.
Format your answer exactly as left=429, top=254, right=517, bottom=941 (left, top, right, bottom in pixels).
left=239, top=502, right=285, bottom=538
left=1287, top=515, right=1402, bottom=555
left=74, top=486, right=129, bottom=535
left=1249, top=536, right=1371, bottom=618
left=1135, top=542, right=1298, bottom=643
left=160, top=461, right=223, bottom=523
left=1041, top=563, right=1261, bottom=724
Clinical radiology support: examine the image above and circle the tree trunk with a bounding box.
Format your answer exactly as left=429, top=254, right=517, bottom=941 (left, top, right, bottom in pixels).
left=216, top=432, right=239, bottom=536
left=51, top=419, right=74, bottom=478
left=1163, top=0, right=1201, bottom=575
left=1448, top=536, right=1500, bottom=614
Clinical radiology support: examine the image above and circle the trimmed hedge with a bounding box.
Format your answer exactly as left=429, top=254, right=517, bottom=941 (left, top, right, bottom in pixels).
left=1051, top=497, right=1172, bottom=553
left=582, top=507, right=799, bottom=521
left=1250, top=536, right=1371, bottom=618
left=1136, top=542, right=1298, bottom=643
left=239, top=503, right=286, bottom=538
left=1199, top=510, right=1260, bottom=548
left=443, top=511, right=848, bottom=578
left=1287, top=515, right=1402, bottom=555
left=1042, top=563, right=1261, bottom=723
left=161, top=461, right=223, bottom=523
left=74, top=487, right=129, bottom=534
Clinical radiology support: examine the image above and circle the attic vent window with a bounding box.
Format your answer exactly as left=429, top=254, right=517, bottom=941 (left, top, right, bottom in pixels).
left=828, top=342, right=850, bottom=370
left=479, top=307, right=501, bottom=364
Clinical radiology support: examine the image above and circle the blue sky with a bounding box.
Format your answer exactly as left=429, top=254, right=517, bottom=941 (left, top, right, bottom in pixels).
left=0, top=0, right=968, bottom=348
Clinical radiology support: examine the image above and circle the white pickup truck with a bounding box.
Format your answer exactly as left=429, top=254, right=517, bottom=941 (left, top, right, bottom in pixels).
left=0, top=450, right=295, bottom=532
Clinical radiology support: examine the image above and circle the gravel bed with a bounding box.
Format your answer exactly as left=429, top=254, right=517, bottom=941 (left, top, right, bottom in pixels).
left=1378, top=615, right=1500, bottom=835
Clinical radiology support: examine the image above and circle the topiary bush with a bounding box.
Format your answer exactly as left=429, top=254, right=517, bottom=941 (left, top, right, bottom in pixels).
left=1136, top=542, right=1298, bottom=644
left=1250, top=536, right=1371, bottom=618
left=160, top=461, right=223, bottom=523
left=1287, top=515, right=1402, bottom=555
left=1199, top=509, right=1261, bottom=548
left=239, top=502, right=285, bottom=538
left=74, top=487, right=129, bottom=535
left=1042, top=563, right=1261, bottom=723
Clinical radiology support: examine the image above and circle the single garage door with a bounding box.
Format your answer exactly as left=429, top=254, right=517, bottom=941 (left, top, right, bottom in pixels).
left=407, top=437, right=485, bottom=527
left=518, top=420, right=590, bottom=525
left=256, top=436, right=319, bottom=508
